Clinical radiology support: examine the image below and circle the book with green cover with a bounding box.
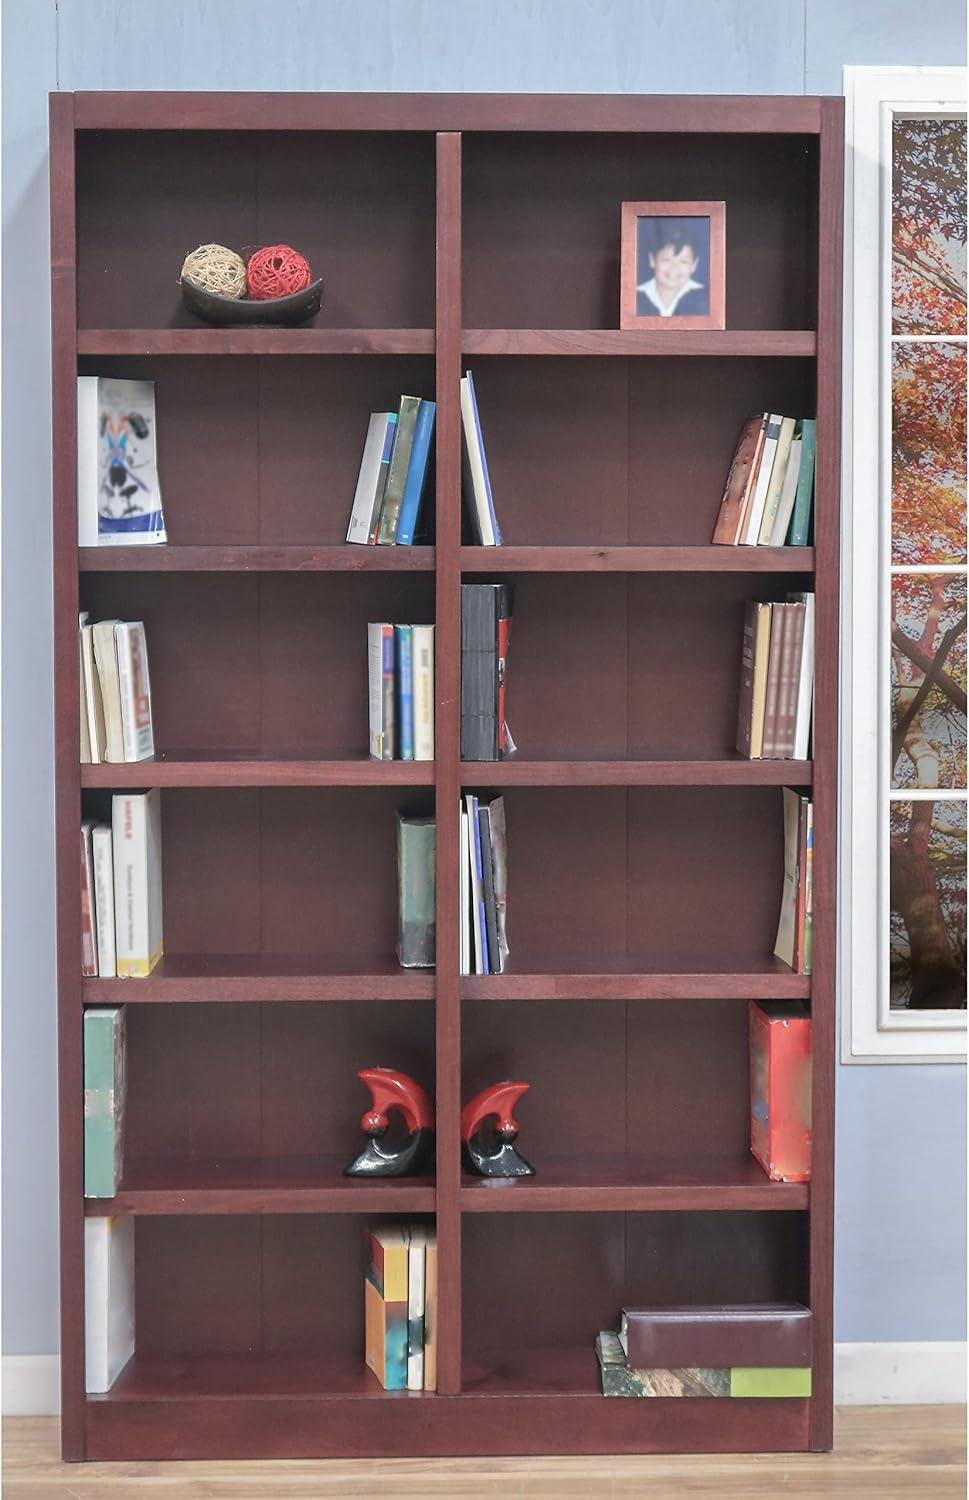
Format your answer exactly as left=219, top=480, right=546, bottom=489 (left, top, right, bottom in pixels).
left=397, top=813, right=435, bottom=967
left=377, top=396, right=422, bottom=544
left=84, top=1007, right=126, bottom=1198
left=595, top=1332, right=810, bottom=1399
left=786, top=418, right=816, bottom=546
left=730, top=1366, right=812, bottom=1397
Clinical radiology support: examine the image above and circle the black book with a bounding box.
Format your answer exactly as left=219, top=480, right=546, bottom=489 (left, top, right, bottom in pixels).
left=461, top=583, right=513, bottom=761
left=477, top=801, right=501, bottom=975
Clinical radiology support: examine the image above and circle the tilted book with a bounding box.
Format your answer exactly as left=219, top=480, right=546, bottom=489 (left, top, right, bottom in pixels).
left=477, top=802, right=502, bottom=975
left=78, top=376, right=166, bottom=546
left=85, top=1216, right=135, bottom=1393
left=487, top=796, right=510, bottom=970
left=80, top=619, right=106, bottom=764
left=712, top=415, right=765, bottom=545
left=769, top=430, right=803, bottom=546
left=396, top=400, right=436, bottom=546
left=346, top=412, right=397, bottom=545
left=377, top=396, right=421, bottom=544
left=773, top=787, right=802, bottom=969
left=756, top=415, right=796, bottom=544
left=92, top=620, right=124, bottom=762
left=112, top=789, right=163, bottom=977
left=397, top=814, right=435, bottom=968
left=740, top=412, right=782, bottom=544
left=84, top=1006, right=126, bottom=1198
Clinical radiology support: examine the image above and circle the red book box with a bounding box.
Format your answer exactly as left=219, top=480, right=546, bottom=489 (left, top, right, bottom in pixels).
left=749, top=1001, right=812, bottom=1183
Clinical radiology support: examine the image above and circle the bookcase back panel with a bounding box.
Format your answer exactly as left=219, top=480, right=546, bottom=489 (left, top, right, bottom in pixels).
left=462, top=133, right=818, bottom=331
left=76, top=131, right=436, bottom=329
left=495, top=787, right=789, bottom=964
left=80, top=574, right=436, bottom=753
left=77, top=356, right=437, bottom=546
left=463, top=357, right=816, bottom=545
left=462, top=1211, right=809, bottom=1362
left=462, top=1000, right=749, bottom=1163
left=124, top=1002, right=435, bottom=1165
left=494, top=571, right=814, bottom=757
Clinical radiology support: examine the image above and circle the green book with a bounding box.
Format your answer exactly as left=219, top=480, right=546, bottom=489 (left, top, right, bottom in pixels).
left=730, top=1366, right=812, bottom=1398
left=397, top=813, right=435, bottom=968
left=785, top=418, right=816, bottom=546
left=84, top=1007, right=126, bottom=1198
left=377, top=396, right=422, bottom=544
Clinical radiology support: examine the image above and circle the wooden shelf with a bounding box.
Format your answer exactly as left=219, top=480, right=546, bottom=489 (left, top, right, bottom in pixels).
left=461, top=756, right=812, bottom=787
left=461, top=329, right=817, bottom=357
left=81, top=753, right=434, bottom=788
left=82, top=955, right=434, bottom=1004
left=88, top=1353, right=419, bottom=1402
left=461, top=545, right=814, bottom=572
left=78, top=545, right=435, bottom=572
left=86, top=1156, right=435, bottom=1216
left=462, top=955, right=808, bottom=1001
left=460, top=1154, right=807, bottom=1213
left=77, top=328, right=435, bottom=356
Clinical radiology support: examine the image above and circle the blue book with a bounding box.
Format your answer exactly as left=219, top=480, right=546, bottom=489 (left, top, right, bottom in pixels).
left=466, top=371, right=502, bottom=546
left=469, top=794, right=491, bottom=973
left=395, top=626, right=414, bottom=760
left=785, top=419, right=816, bottom=547
left=395, top=400, right=436, bottom=546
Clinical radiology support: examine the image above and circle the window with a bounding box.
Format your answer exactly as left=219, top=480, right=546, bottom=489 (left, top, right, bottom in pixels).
left=844, top=68, right=967, bottom=1062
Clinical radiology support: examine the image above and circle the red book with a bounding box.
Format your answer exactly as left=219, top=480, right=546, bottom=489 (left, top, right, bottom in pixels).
left=749, top=1001, right=811, bottom=1182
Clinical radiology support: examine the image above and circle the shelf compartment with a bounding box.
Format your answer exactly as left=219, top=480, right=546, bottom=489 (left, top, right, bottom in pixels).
left=79, top=545, right=435, bottom=572
left=82, top=753, right=434, bottom=789
left=83, top=956, right=433, bottom=1003
left=87, top=1156, right=434, bottom=1216
left=461, top=546, right=814, bottom=572
left=460, top=1156, right=807, bottom=1213
left=77, top=329, right=436, bottom=356
left=88, top=1352, right=427, bottom=1402
left=461, top=757, right=812, bottom=788
left=462, top=330, right=817, bottom=356
left=462, top=963, right=809, bottom=1001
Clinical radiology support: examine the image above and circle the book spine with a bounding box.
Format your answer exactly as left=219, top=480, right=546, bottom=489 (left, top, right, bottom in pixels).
left=466, top=371, right=501, bottom=545
left=712, top=415, right=764, bottom=545
left=84, top=1216, right=135, bottom=1393
left=397, top=816, right=436, bottom=968
left=756, top=416, right=795, bottom=544
left=112, top=791, right=163, bottom=977
left=775, top=604, right=805, bottom=758
left=478, top=804, right=502, bottom=975
left=740, top=413, right=782, bottom=544
left=92, top=825, right=117, bottom=978
left=347, top=412, right=395, bottom=545
left=769, top=432, right=802, bottom=546
left=367, top=623, right=388, bottom=758
left=735, top=600, right=760, bottom=758
left=469, top=795, right=490, bottom=974
left=732, top=414, right=769, bottom=545
left=423, top=1233, right=438, bottom=1391
left=83, top=1007, right=125, bottom=1197
left=381, top=625, right=396, bottom=761
left=395, top=400, right=436, bottom=546
left=803, top=802, right=814, bottom=975
left=786, top=419, right=817, bottom=546
left=773, top=788, right=801, bottom=968
left=496, top=585, right=514, bottom=756
left=794, top=795, right=810, bottom=972
left=412, top=625, right=435, bottom=762
left=459, top=807, right=471, bottom=976
left=465, top=795, right=485, bottom=973
left=377, top=396, right=421, bottom=544
left=488, top=796, right=510, bottom=968
left=80, top=825, right=98, bottom=976
left=93, top=622, right=125, bottom=763
left=789, top=592, right=815, bottom=759
left=115, top=622, right=154, bottom=762
left=460, top=376, right=495, bottom=546
left=406, top=1230, right=425, bottom=1392
left=395, top=626, right=414, bottom=761
left=81, top=625, right=105, bottom=764
left=461, top=584, right=499, bottom=760
left=760, top=605, right=787, bottom=759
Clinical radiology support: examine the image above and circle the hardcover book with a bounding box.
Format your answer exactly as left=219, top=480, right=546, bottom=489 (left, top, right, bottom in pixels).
left=92, top=619, right=125, bottom=763
left=461, top=583, right=514, bottom=761
left=346, top=412, right=397, bottom=545
left=77, top=377, right=166, bottom=547
left=756, top=415, right=796, bottom=545
left=396, top=400, right=436, bottom=546
left=740, top=412, right=783, bottom=544
left=80, top=619, right=106, bottom=764
left=773, top=787, right=803, bottom=969
left=377, top=396, right=422, bottom=544
left=786, top=419, right=817, bottom=546
left=712, top=414, right=764, bottom=545
left=112, top=789, right=163, bottom=978
left=83, top=1006, right=126, bottom=1198
left=735, top=602, right=771, bottom=759
left=397, top=813, right=435, bottom=968
left=460, top=372, right=501, bottom=545
left=749, top=1000, right=812, bottom=1183
left=365, top=1224, right=409, bottom=1390
left=85, top=1215, right=135, bottom=1393
left=769, top=430, right=803, bottom=546
left=114, top=621, right=154, bottom=762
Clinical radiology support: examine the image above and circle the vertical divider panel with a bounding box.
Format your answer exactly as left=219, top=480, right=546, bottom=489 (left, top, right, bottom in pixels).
left=50, top=92, right=86, bottom=1460
left=433, top=130, right=463, bottom=1396
left=809, top=95, right=844, bottom=1452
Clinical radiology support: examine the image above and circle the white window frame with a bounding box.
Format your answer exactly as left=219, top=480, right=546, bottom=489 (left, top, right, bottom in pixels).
left=842, top=66, right=968, bottom=1063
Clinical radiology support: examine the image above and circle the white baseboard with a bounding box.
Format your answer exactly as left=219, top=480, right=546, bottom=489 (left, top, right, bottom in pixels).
left=3, top=1344, right=966, bottom=1417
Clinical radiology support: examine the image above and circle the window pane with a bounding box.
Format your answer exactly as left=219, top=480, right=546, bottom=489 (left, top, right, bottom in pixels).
left=890, top=797, right=967, bottom=1009
left=892, top=341, right=968, bottom=566
left=891, top=574, right=967, bottom=789
left=892, top=116, right=968, bottom=335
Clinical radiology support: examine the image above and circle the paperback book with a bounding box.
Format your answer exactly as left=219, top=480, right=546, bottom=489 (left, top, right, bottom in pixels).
left=78, top=377, right=166, bottom=546
left=80, top=616, right=154, bottom=764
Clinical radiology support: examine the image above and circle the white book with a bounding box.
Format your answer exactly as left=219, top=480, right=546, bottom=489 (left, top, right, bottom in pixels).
left=466, top=794, right=485, bottom=974
left=756, top=416, right=796, bottom=544
left=115, top=622, right=154, bottom=761
left=412, top=625, right=435, bottom=762
left=459, top=807, right=471, bottom=976
left=406, top=1225, right=427, bottom=1392
left=85, top=1216, right=135, bottom=1393
left=460, top=376, right=495, bottom=546
left=740, top=413, right=783, bottom=545
left=80, top=622, right=106, bottom=763
left=769, top=435, right=803, bottom=546
left=347, top=412, right=396, bottom=545
left=79, top=612, right=92, bottom=763
left=92, top=620, right=124, bottom=763
left=92, top=824, right=117, bottom=978
left=78, top=376, right=166, bottom=546
left=81, top=821, right=98, bottom=976
left=787, top=591, right=816, bottom=760
left=112, top=789, right=163, bottom=978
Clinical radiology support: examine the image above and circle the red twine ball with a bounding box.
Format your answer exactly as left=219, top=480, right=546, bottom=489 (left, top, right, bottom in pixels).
left=246, top=244, right=312, bottom=300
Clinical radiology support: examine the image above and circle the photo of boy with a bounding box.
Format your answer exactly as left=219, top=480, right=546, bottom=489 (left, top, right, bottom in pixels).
left=636, top=216, right=711, bottom=317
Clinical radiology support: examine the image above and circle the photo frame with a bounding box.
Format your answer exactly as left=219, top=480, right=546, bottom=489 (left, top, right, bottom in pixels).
left=620, top=200, right=726, bottom=331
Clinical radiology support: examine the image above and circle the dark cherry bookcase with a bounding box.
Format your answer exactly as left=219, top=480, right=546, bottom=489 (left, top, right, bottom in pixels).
left=51, top=92, right=842, bottom=1461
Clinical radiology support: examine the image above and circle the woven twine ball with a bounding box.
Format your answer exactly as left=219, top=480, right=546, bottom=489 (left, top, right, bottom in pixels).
left=246, top=243, right=313, bottom=300
left=180, top=243, right=247, bottom=299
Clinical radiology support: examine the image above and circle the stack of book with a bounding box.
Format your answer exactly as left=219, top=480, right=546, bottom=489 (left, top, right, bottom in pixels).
left=712, top=414, right=816, bottom=547
left=81, top=789, right=163, bottom=978
left=750, top=1000, right=812, bottom=1183
left=596, top=1303, right=811, bottom=1398
left=774, top=788, right=813, bottom=975
left=461, top=370, right=502, bottom=545
left=346, top=397, right=436, bottom=546
left=461, top=583, right=514, bottom=761
left=461, top=793, right=508, bottom=976
left=365, top=1223, right=438, bottom=1392
left=79, top=614, right=154, bottom=764
left=735, top=593, right=814, bottom=759
left=368, top=624, right=435, bottom=761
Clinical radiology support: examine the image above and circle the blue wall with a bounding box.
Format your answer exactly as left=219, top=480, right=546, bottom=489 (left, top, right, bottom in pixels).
left=3, top=0, right=966, bottom=1358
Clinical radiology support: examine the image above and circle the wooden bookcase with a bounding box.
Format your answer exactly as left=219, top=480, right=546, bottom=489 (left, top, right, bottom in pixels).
left=51, top=92, right=842, bottom=1461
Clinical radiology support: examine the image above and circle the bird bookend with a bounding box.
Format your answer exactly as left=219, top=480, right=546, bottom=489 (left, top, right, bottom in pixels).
left=461, top=1080, right=535, bottom=1178
left=343, top=1067, right=436, bottom=1178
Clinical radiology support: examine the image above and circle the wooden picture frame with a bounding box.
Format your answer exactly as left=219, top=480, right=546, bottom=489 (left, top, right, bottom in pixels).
left=620, top=200, right=726, bottom=330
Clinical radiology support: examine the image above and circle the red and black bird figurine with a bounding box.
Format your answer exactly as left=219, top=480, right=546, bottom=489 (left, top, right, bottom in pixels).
left=344, top=1067, right=436, bottom=1178
left=461, top=1080, right=535, bottom=1177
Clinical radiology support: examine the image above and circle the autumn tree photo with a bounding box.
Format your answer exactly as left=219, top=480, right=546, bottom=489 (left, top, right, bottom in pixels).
left=891, top=574, right=967, bottom=790
left=890, top=799, right=967, bottom=1009
left=892, top=117, right=967, bottom=336
left=892, top=342, right=967, bottom=565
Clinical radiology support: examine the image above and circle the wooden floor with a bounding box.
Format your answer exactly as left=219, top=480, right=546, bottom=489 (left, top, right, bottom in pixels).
left=2, top=1408, right=966, bottom=1498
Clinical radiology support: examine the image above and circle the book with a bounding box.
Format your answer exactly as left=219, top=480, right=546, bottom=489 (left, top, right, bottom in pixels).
left=83, top=1007, right=126, bottom=1197
left=92, top=824, right=116, bottom=978
left=465, top=371, right=501, bottom=544
left=731, top=1367, right=812, bottom=1397
left=487, top=796, right=510, bottom=971
left=773, top=602, right=806, bottom=759
left=412, top=625, right=435, bottom=762
left=112, top=789, right=163, bottom=978
left=78, top=376, right=165, bottom=547
left=733, top=413, right=769, bottom=544
left=735, top=601, right=772, bottom=759
left=786, top=419, right=817, bottom=546
left=803, top=802, right=814, bottom=975
left=459, top=805, right=471, bottom=977
left=80, top=620, right=106, bottom=764
left=467, top=794, right=489, bottom=974
left=346, top=412, right=397, bottom=545
left=756, top=415, right=796, bottom=545
left=85, top=1216, right=135, bottom=1393
left=92, top=620, right=124, bottom=763
left=395, top=625, right=415, bottom=761
left=365, top=1224, right=409, bottom=1390
left=79, top=614, right=93, bottom=763
left=478, top=801, right=502, bottom=975
left=618, top=1304, right=811, bottom=1369
left=787, top=591, right=815, bottom=760
left=740, top=412, right=783, bottom=545
left=760, top=603, right=789, bottom=758
left=115, top=622, right=154, bottom=762
left=712, top=415, right=765, bottom=545
left=793, top=793, right=810, bottom=970
left=773, top=787, right=802, bottom=969
left=460, top=374, right=500, bottom=546
left=768, top=431, right=803, bottom=546
left=367, top=623, right=395, bottom=761
left=749, top=1000, right=812, bottom=1183
left=377, top=396, right=422, bottom=544
left=595, top=1332, right=730, bottom=1398
left=423, top=1229, right=438, bottom=1392
left=80, top=823, right=98, bottom=977
left=407, top=1225, right=426, bottom=1391
left=396, top=400, right=436, bottom=546
left=460, top=583, right=514, bottom=761
left=397, top=813, right=435, bottom=968
left=496, top=586, right=514, bottom=756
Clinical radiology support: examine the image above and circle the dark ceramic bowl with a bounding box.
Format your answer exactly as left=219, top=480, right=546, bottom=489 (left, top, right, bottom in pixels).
left=180, top=275, right=324, bottom=327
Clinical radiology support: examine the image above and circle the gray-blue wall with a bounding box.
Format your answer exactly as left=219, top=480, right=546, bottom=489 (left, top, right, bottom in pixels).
left=3, top=0, right=966, bottom=1359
